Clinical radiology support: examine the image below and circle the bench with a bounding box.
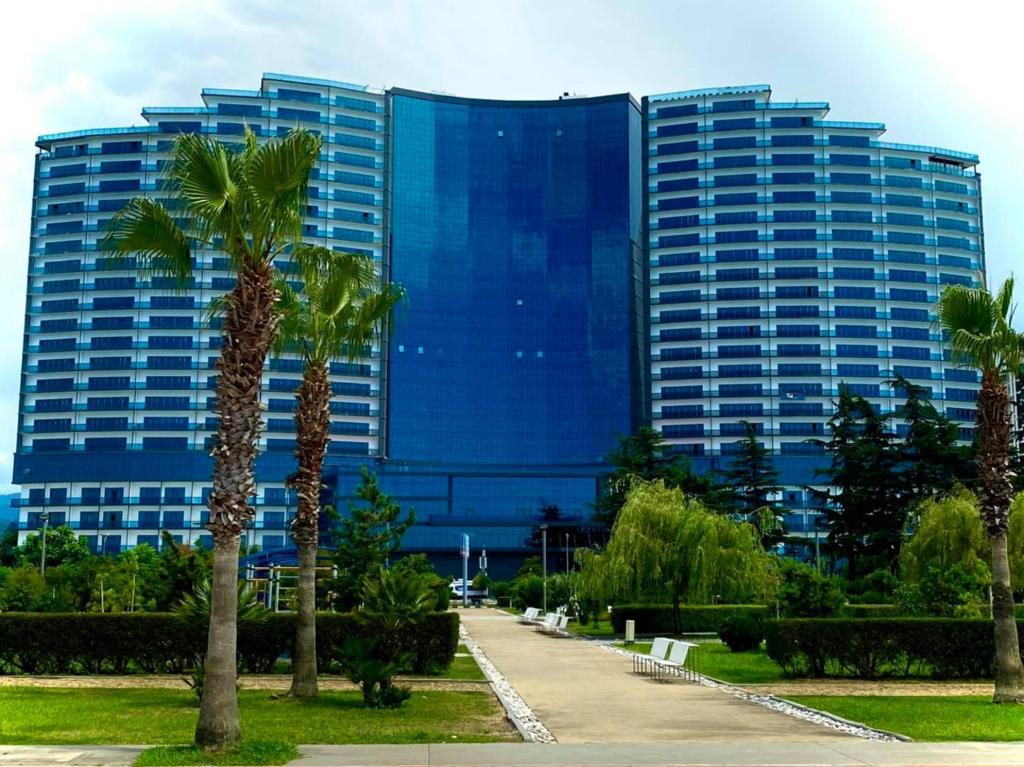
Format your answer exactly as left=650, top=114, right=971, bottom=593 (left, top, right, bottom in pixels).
left=632, top=636, right=672, bottom=675
left=652, top=640, right=699, bottom=682
left=518, top=607, right=541, bottom=624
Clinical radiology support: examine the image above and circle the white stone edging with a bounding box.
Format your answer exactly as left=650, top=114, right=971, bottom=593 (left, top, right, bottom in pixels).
left=459, top=622, right=557, bottom=743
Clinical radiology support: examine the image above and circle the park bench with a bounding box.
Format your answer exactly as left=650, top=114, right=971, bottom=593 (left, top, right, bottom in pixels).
left=652, top=639, right=699, bottom=682
left=632, top=636, right=673, bottom=675
left=539, top=613, right=571, bottom=637
left=518, top=607, right=541, bottom=624
left=535, top=612, right=559, bottom=632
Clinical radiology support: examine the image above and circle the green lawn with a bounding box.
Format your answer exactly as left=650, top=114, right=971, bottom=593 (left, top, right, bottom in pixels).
left=424, top=653, right=486, bottom=680
left=786, top=696, right=1024, bottom=742
left=135, top=741, right=298, bottom=766
left=567, top=621, right=617, bottom=638
left=0, top=688, right=516, bottom=745
left=618, top=641, right=785, bottom=684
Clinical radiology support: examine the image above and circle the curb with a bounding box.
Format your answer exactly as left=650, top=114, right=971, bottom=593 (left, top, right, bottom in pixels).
left=458, top=622, right=557, bottom=743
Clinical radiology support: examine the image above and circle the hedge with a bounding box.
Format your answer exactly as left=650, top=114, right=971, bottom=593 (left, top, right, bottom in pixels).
left=764, top=618, right=1024, bottom=679
left=0, top=611, right=458, bottom=676
left=610, top=605, right=768, bottom=634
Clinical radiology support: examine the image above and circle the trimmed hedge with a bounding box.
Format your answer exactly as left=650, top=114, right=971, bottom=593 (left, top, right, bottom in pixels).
left=842, top=604, right=899, bottom=619
left=610, top=605, right=768, bottom=634
left=0, top=611, right=458, bottom=676
left=765, top=618, right=1024, bottom=679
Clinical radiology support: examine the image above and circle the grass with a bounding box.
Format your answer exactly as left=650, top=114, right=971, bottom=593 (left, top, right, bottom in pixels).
left=425, top=654, right=486, bottom=680
left=617, top=641, right=785, bottom=684
left=786, top=696, right=1024, bottom=742
left=134, top=741, right=298, bottom=766
left=0, top=688, right=516, bottom=745
left=567, top=621, right=617, bottom=638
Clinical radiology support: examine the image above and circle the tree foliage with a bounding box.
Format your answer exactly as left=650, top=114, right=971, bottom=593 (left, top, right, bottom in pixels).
left=812, top=386, right=905, bottom=576
left=577, top=479, right=774, bottom=631
left=328, top=468, right=414, bottom=610
left=594, top=427, right=722, bottom=526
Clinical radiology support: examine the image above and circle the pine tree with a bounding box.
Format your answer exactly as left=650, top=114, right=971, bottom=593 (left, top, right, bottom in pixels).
left=811, top=386, right=905, bottom=576
left=890, top=374, right=974, bottom=499
left=594, top=427, right=720, bottom=526
left=329, top=468, right=414, bottom=610
left=720, top=421, right=784, bottom=548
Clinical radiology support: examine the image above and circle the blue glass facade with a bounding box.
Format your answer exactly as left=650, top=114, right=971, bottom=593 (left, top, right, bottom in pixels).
left=387, top=91, right=643, bottom=464
left=13, top=75, right=983, bottom=574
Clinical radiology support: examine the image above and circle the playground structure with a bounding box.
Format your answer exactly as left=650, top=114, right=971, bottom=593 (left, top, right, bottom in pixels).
left=244, top=563, right=337, bottom=612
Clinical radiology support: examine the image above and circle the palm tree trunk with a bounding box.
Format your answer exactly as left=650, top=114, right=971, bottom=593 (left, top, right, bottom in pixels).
left=976, top=369, right=1024, bottom=704
left=289, top=360, right=331, bottom=698
left=195, top=536, right=241, bottom=748
left=196, top=262, right=279, bottom=748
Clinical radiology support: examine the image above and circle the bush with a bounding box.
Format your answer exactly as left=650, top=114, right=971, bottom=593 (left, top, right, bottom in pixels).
left=842, top=604, right=900, bottom=618
left=510, top=575, right=544, bottom=610
left=776, top=561, right=846, bottom=618
left=764, top=618, right=1024, bottom=679
left=718, top=615, right=763, bottom=652
left=0, top=611, right=458, bottom=676
left=610, top=604, right=768, bottom=634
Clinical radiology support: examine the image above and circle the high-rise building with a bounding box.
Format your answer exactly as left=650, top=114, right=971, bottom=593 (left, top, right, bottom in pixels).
left=13, top=75, right=983, bottom=573
left=646, top=85, right=983, bottom=530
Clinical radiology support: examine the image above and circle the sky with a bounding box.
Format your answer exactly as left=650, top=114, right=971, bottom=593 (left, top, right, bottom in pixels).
left=0, top=0, right=1019, bottom=491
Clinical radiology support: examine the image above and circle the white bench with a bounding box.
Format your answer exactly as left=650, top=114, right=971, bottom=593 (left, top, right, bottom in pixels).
left=518, top=607, right=541, bottom=624
left=540, top=613, right=571, bottom=637
left=652, top=640, right=699, bottom=682
left=534, top=612, right=559, bottom=632
left=632, top=636, right=673, bottom=675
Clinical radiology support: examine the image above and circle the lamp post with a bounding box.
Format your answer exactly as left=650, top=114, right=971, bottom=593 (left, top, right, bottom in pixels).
left=39, top=511, right=50, bottom=575
left=565, top=532, right=570, bottom=576
left=540, top=524, right=548, bottom=613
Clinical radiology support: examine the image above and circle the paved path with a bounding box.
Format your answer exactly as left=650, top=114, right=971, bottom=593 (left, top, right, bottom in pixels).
left=6, top=743, right=1024, bottom=767
left=459, top=608, right=851, bottom=743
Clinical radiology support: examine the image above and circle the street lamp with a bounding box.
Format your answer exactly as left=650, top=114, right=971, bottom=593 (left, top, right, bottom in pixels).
left=540, top=524, right=548, bottom=613
left=565, top=532, right=570, bottom=576
left=39, top=511, right=50, bottom=575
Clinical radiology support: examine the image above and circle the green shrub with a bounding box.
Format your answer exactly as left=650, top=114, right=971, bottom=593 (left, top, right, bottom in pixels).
left=718, top=615, right=763, bottom=652
left=0, top=611, right=458, bottom=676
left=610, top=604, right=768, bottom=634
left=510, top=575, right=544, bottom=610
left=842, top=604, right=900, bottom=618
left=776, top=561, right=846, bottom=617
left=764, top=618, right=1024, bottom=679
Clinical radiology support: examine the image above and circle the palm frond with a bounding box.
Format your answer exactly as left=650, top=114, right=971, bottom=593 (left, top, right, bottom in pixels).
left=168, top=133, right=241, bottom=226
left=101, top=198, right=194, bottom=285
left=936, top=277, right=1022, bottom=376
left=244, top=129, right=322, bottom=259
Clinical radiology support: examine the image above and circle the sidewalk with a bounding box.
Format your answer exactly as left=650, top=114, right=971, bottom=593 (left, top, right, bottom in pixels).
left=459, top=608, right=849, bottom=743
left=5, top=742, right=1024, bottom=767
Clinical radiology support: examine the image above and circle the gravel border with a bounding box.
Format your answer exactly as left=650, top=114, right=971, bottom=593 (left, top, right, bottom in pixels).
left=459, top=622, right=556, bottom=743
left=600, top=643, right=905, bottom=742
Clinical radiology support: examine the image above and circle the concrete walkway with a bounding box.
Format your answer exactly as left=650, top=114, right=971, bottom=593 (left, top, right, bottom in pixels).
left=459, top=608, right=850, bottom=743
left=6, top=742, right=1024, bottom=767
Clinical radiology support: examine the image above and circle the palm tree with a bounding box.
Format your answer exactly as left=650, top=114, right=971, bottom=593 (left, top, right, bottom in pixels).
left=104, top=128, right=323, bottom=746
left=274, top=246, right=403, bottom=698
left=937, top=276, right=1024, bottom=703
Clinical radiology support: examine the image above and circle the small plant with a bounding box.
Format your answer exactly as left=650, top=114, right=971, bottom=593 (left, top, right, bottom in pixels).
left=339, top=636, right=412, bottom=708
left=718, top=615, right=763, bottom=652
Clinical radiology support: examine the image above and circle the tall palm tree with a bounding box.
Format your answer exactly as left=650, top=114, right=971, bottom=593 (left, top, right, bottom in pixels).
left=937, top=276, right=1024, bottom=703
left=274, top=245, right=403, bottom=698
left=104, top=128, right=323, bottom=746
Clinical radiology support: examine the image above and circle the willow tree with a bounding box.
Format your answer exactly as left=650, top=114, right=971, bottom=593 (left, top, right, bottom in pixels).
left=937, top=277, right=1024, bottom=703
left=576, top=479, right=774, bottom=632
left=104, top=128, right=323, bottom=747
left=274, top=246, right=403, bottom=698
